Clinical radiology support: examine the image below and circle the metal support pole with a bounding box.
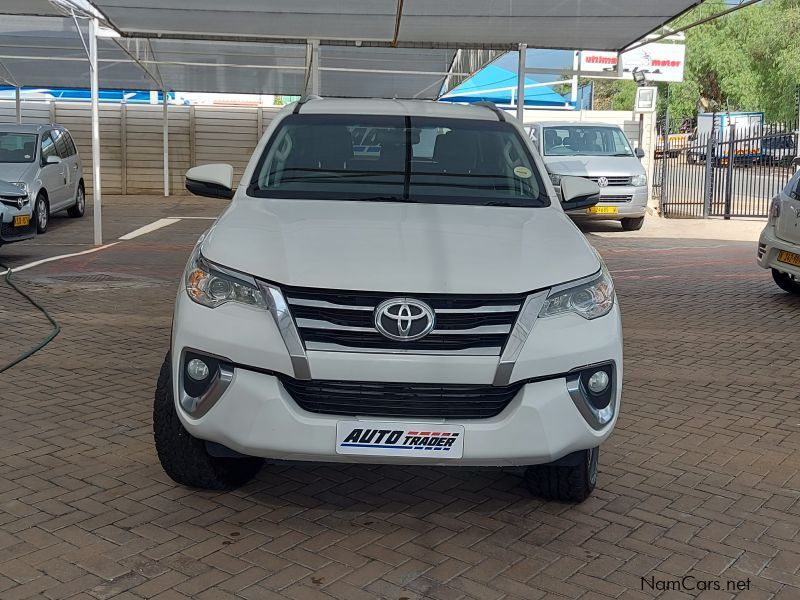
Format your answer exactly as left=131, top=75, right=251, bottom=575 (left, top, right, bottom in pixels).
left=309, top=40, right=320, bottom=95
left=15, top=86, right=21, bottom=124
left=163, top=90, right=169, bottom=197
left=702, top=115, right=717, bottom=219
left=659, top=87, right=670, bottom=213
left=516, top=43, right=527, bottom=123
left=89, top=17, right=102, bottom=245
left=724, top=123, right=735, bottom=220
left=571, top=51, right=580, bottom=108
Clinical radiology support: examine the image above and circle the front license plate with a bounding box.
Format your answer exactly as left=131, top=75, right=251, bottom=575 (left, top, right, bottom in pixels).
left=336, top=421, right=465, bottom=459
left=587, top=206, right=618, bottom=214
left=778, top=250, right=800, bottom=267
left=13, top=215, right=30, bottom=227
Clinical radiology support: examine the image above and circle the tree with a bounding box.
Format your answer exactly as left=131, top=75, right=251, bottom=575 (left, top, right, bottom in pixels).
left=586, top=0, right=800, bottom=125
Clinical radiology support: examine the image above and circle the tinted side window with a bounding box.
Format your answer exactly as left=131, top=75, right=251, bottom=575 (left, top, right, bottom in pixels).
left=62, top=131, right=77, bottom=156
left=40, top=132, right=57, bottom=164
left=52, top=130, right=70, bottom=159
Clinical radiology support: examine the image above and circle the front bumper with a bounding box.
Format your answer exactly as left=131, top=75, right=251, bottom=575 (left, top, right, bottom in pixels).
left=0, top=205, right=35, bottom=243
left=758, top=224, right=800, bottom=278
left=171, top=285, right=623, bottom=467
left=569, top=186, right=648, bottom=220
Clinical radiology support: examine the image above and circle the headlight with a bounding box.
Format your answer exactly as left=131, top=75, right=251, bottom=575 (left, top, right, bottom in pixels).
left=185, top=247, right=267, bottom=309
left=11, top=182, right=28, bottom=196
left=540, top=265, right=615, bottom=320
left=630, top=174, right=647, bottom=187
left=549, top=173, right=562, bottom=186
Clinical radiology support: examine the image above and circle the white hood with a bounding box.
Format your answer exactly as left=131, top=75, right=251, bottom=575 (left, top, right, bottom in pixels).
left=201, top=198, right=600, bottom=295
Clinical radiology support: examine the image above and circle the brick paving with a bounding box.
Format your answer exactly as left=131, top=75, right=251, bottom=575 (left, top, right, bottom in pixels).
left=0, top=196, right=798, bottom=599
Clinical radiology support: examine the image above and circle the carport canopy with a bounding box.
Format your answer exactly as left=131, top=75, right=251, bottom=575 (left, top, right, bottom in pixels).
left=0, top=0, right=702, bottom=244
left=0, top=0, right=703, bottom=98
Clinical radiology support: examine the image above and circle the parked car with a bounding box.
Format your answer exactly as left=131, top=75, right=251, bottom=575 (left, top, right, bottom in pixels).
left=527, top=122, right=648, bottom=231
left=758, top=163, right=800, bottom=294
left=154, top=98, right=622, bottom=503
left=760, top=134, right=796, bottom=167
left=0, top=179, right=35, bottom=246
left=0, top=124, right=85, bottom=235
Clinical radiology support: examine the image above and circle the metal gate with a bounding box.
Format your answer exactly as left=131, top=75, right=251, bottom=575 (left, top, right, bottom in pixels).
left=654, top=120, right=797, bottom=218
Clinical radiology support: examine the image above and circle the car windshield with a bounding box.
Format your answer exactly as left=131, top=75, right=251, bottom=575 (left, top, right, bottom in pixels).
left=0, top=132, right=37, bottom=163
left=543, top=126, right=634, bottom=157
left=248, top=114, right=548, bottom=207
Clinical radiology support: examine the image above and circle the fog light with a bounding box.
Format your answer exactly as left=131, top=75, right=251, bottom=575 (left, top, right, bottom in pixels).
left=587, top=370, right=610, bottom=394
left=187, top=358, right=210, bottom=381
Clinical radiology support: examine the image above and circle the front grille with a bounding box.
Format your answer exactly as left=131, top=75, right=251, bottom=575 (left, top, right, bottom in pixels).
left=590, top=176, right=631, bottom=186
left=598, top=194, right=633, bottom=203
left=280, top=377, right=525, bottom=418
left=283, top=286, right=526, bottom=355
left=1, top=198, right=27, bottom=208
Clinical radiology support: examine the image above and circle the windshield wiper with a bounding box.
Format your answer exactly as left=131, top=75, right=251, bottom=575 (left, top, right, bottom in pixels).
left=611, top=153, right=634, bottom=157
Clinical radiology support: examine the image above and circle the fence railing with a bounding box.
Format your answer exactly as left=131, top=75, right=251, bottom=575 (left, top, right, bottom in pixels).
left=654, top=120, right=798, bottom=219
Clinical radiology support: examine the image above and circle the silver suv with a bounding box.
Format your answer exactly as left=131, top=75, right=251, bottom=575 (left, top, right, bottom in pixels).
left=0, top=124, right=85, bottom=235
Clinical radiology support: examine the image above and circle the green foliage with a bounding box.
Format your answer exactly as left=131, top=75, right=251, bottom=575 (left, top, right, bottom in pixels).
left=591, top=0, right=800, bottom=124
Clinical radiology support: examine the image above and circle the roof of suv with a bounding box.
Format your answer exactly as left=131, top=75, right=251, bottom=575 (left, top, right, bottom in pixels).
left=0, top=124, right=60, bottom=134
left=297, top=97, right=504, bottom=121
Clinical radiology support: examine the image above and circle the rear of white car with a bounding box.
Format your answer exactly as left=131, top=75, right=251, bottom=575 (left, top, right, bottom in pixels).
left=155, top=98, right=623, bottom=502
left=758, top=169, right=800, bottom=293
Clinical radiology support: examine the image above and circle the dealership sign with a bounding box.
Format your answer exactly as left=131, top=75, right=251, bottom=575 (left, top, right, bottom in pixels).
left=580, top=43, right=685, bottom=82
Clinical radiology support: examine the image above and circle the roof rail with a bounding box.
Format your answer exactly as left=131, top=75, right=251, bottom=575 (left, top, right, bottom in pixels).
left=293, top=94, right=322, bottom=114
left=474, top=101, right=506, bottom=122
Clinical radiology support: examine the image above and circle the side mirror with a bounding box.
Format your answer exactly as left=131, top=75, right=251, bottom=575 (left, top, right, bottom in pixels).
left=635, top=147, right=645, bottom=159
left=46, top=155, right=62, bottom=165
left=185, top=164, right=234, bottom=199
left=560, top=176, right=600, bottom=212
left=792, top=156, right=800, bottom=167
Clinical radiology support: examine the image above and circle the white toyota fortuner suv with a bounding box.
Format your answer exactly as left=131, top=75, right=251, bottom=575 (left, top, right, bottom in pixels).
left=154, top=98, right=622, bottom=503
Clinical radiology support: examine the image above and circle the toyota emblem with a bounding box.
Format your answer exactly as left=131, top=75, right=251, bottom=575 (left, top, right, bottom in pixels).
left=16, top=198, right=23, bottom=210
left=596, top=176, right=609, bottom=188
left=374, top=298, right=435, bottom=341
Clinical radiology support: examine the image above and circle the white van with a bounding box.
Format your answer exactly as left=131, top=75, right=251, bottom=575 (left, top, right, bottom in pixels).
left=527, top=122, right=648, bottom=231
left=154, top=98, right=623, bottom=503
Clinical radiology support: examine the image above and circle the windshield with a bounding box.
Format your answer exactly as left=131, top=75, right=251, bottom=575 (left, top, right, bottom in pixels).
left=248, top=114, right=548, bottom=207
left=543, top=126, right=634, bottom=157
left=0, top=132, right=37, bottom=163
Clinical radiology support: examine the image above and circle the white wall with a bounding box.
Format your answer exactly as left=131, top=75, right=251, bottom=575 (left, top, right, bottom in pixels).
left=0, top=100, right=282, bottom=195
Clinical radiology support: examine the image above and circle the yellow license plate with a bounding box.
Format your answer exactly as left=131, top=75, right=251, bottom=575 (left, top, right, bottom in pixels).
left=13, top=215, right=30, bottom=227
left=587, top=206, right=618, bottom=214
left=778, top=250, right=800, bottom=267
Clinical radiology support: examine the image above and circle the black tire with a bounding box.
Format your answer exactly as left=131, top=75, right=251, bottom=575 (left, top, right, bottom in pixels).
left=772, top=269, right=800, bottom=295
left=525, top=447, right=599, bottom=503
left=153, top=353, right=264, bottom=490
left=34, top=192, right=49, bottom=234
left=621, top=216, right=645, bottom=231
left=67, top=182, right=85, bottom=218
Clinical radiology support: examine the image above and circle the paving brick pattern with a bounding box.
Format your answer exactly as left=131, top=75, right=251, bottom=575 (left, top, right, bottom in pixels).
left=0, top=197, right=798, bottom=599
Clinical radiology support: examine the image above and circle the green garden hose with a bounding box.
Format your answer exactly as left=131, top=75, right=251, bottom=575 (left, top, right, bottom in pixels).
left=0, top=261, right=61, bottom=374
